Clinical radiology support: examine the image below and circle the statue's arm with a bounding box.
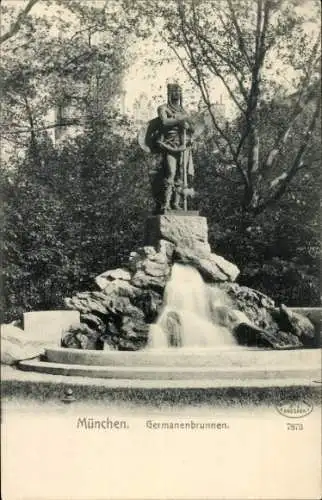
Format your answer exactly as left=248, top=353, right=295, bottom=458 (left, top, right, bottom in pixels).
left=157, top=105, right=187, bottom=127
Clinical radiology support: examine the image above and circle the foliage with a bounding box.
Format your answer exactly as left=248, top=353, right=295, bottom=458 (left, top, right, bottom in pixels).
left=0, top=0, right=320, bottom=322
left=130, top=0, right=320, bottom=305
left=1, top=118, right=152, bottom=323
left=1, top=0, right=151, bottom=322
left=125, top=0, right=321, bottom=217
left=1, top=0, right=128, bottom=149
left=193, top=94, right=320, bottom=305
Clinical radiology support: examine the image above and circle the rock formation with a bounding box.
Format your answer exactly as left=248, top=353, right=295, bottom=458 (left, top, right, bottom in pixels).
left=63, top=215, right=317, bottom=350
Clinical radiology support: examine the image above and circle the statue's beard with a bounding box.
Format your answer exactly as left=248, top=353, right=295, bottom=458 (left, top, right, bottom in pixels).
left=168, top=95, right=182, bottom=109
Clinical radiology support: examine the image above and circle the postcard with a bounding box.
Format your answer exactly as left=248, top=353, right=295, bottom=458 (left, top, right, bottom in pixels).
left=1, top=0, right=321, bottom=499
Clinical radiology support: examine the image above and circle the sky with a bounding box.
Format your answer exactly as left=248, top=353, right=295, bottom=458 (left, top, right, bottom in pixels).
left=2, top=0, right=229, bottom=118
left=121, top=0, right=320, bottom=118
left=2, top=0, right=319, bottom=120
left=122, top=37, right=228, bottom=117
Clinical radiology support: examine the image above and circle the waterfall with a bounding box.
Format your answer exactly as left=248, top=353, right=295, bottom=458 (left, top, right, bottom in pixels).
left=147, top=264, right=238, bottom=349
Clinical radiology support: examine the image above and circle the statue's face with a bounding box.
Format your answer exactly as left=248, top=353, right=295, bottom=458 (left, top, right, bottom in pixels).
left=169, top=86, right=181, bottom=102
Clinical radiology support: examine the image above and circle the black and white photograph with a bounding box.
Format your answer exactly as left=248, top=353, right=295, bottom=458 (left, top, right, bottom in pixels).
left=1, top=0, right=321, bottom=499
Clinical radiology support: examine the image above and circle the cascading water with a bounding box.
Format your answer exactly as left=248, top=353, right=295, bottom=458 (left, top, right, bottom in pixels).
left=148, top=263, right=239, bottom=349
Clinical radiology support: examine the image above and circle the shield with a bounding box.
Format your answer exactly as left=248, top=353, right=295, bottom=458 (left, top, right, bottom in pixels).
left=137, top=117, right=162, bottom=154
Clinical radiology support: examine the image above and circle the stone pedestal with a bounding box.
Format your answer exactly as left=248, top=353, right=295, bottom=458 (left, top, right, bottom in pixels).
left=144, top=213, right=240, bottom=282
left=23, top=310, right=80, bottom=345
left=1, top=311, right=81, bottom=365
left=145, top=213, right=210, bottom=252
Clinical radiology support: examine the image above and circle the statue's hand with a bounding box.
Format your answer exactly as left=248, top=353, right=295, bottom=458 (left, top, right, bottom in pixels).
left=184, top=121, right=194, bottom=130
left=177, top=112, right=189, bottom=122
left=157, top=140, right=186, bottom=153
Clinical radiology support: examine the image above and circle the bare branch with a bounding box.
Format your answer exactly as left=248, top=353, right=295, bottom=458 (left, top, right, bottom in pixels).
left=199, top=49, right=246, bottom=113
left=226, top=0, right=252, bottom=68
left=242, top=0, right=272, bottom=177
left=259, top=0, right=271, bottom=56
left=191, top=28, right=249, bottom=101
left=255, top=96, right=321, bottom=214
left=263, top=94, right=313, bottom=171
left=263, top=33, right=321, bottom=172
left=173, top=0, right=250, bottom=187
left=255, top=0, right=263, bottom=59
left=160, top=34, right=199, bottom=87
left=188, top=9, right=246, bottom=113
left=0, top=0, right=40, bottom=44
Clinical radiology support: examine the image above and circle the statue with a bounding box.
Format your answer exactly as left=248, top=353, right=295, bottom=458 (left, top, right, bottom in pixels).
left=138, top=83, right=196, bottom=214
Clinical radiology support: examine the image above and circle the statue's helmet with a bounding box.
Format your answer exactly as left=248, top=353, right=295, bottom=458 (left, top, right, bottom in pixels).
left=167, top=83, right=182, bottom=95
left=167, top=82, right=182, bottom=106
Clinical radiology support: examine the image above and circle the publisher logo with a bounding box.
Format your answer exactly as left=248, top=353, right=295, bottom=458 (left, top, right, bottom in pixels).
left=275, top=399, right=313, bottom=418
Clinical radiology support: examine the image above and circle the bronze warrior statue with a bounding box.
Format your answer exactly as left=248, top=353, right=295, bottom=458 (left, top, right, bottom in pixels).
left=138, top=83, right=195, bottom=214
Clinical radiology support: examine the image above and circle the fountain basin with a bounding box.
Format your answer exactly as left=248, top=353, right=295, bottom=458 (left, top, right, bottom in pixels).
left=17, top=347, right=321, bottom=383
left=46, top=346, right=251, bottom=367
left=43, top=346, right=313, bottom=367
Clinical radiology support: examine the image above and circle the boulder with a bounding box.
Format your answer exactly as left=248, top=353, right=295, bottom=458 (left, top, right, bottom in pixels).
left=147, top=251, right=169, bottom=265
left=159, top=214, right=208, bottom=244
left=132, top=289, right=163, bottom=322
left=1, top=324, right=44, bottom=364
left=95, top=268, right=131, bottom=289
left=274, top=304, right=316, bottom=346
left=61, top=324, right=102, bottom=350
left=102, top=294, right=145, bottom=320
left=80, top=313, right=106, bottom=333
left=102, top=279, right=140, bottom=300
left=164, top=310, right=182, bottom=347
left=176, top=243, right=210, bottom=260
left=64, top=277, right=154, bottom=351
left=158, top=239, right=176, bottom=260
left=106, top=318, right=121, bottom=336
left=120, top=316, right=150, bottom=338
left=127, top=246, right=159, bottom=272
left=234, top=323, right=302, bottom=349
left=174, top=247, right=232, bottom=282
left=220, top=282, right=276, bottom=309
left=219, top=282, right=279, bottom=333
left=210, top=306, right=252, bottom=330
left=209, top=254, right=240, bottom=282
left=117, top=338, right=143, bottom=351
left=142, top=259, right=170, bottom=278
left=131, top=270, right=168, bottom=291
left=64, top=293, right=108, bottom=315
left=23, top=310, right=80, bottom=345
left=290, top=307, right=321, bottom=347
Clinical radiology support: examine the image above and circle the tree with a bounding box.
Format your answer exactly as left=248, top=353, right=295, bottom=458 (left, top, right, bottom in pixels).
left=1, top=0, right=145, bottom=321
left=1, top=117, right=153, bottom=322
left=191, top=92, right=321, bottom=305
left=0, top=0, right=129, bottom=153
left=0, top=0, right=41, bottom=44
left=129, top=0, right=321, bottom=223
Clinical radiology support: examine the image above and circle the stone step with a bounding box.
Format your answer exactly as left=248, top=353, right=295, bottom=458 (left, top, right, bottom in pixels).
left=18, top=357, right=320, bottom=383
